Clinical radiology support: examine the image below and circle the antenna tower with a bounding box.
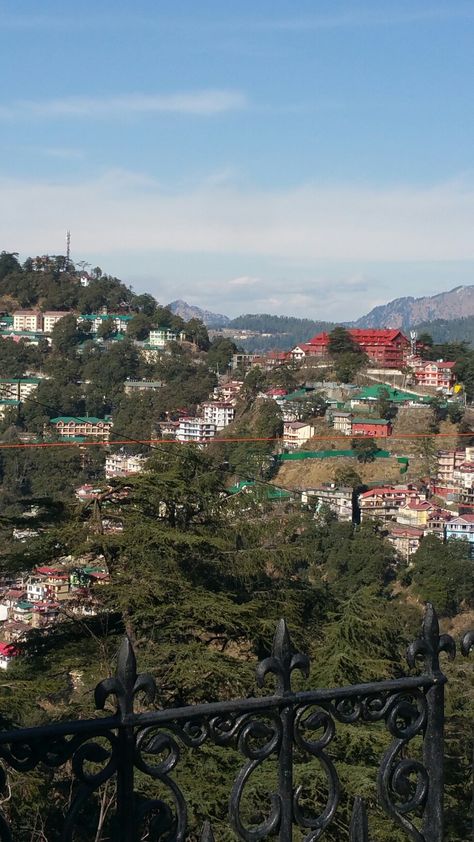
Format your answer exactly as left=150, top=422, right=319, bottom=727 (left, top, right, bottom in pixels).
left=410, top=330, right=417, bottom=356
left=66, top=230, right=71, bottom=270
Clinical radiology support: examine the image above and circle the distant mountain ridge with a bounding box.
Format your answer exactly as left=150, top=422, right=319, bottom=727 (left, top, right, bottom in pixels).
left=355, top=285, right=474, bottom=330
left=168, top=299, right=230, bottom=328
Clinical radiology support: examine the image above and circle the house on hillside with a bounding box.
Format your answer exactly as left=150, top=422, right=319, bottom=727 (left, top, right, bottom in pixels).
left=282, top=421, right=315, bottom=449
left=292, top=329, right=410, bottom=368
left=359, top=485, right=425, bottom=524
left=385, top=523, right=424, bottom=559
left=0, top=642, right=18, bottom=670
left=12, top=310, right=43, bottom=332
left=445, top=514, right=474, bottom=553
left=352, top=418, right=392, bottom=437
left=329, top=410, right=353, bottom=436
left=202, top=402, right=235, bottom=430
left=176, top=418, right=216, bottom=443
left=124, top=380, right=163, bottom=395
left=43, top=311, right=71, bottom=333
left=301, top=484, right=354, bottom=521
left=48, top=416, right=113, bottom=441
left=411, top=359, right=457, bottom=392
left=0, top=377, right=42, bottom=401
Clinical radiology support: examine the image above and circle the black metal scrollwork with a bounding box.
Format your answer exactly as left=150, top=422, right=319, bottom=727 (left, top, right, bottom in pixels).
left=0, top=606, right=468, bottom=840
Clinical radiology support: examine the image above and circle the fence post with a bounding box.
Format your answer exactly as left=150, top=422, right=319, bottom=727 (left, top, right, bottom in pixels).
left=408, top=604, right=456, bottom=842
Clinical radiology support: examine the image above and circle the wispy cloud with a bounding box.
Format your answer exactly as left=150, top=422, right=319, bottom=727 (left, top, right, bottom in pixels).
left=0, top=90, right=248, bottom=121
left=228, top=276, right=261, bottom=287
left=1, top=170, right=473, bottom=263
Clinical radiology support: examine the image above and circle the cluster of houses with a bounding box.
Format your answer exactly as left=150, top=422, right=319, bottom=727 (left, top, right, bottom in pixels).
left=0, top=562, right=109, bottom=669
left=0, top=309, right=187, bottom=351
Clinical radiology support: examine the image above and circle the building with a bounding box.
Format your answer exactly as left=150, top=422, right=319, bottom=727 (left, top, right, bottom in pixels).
left=231, top=353, right=259, bottom=371
left=282, top=421, right=315, bottom=449
left=0, top=399, right=20, bottom=418
left=385, top=523, right=424, bottom=559
left=0, top=377, right=42, bottom=401
left=301, top=484, right=354, bottom=521
left=359, top=485, right=425, bottom=523
left=202, top=402, right=235, bottom=430
left=294, top=329, right=410, bottom=368
left=148, top=328, right=186, bottom=349
left=349, top=385, right=428, bottom=409
left=105, top=452, right=147, bottom=478
left=445, top=515, right=474, bottom=555
left=176, top=418, right=216, bottom=443
left=437, top=449, right=467, bottom=489
left=43, top=311, right=71, bottom=333
left=12, top=310, right=43, bottom=332
left=412, top=360, right=456, bottom=392
left=214, top=381, right=243, bottom=404
left=396, top=500, right=435, bottom=529
left=78, top=313, right=133, bottom=334
left=49, top=416, right=113, bottom=441
left=329, top=410, right=353, bottom=436
left=0, top=642, right=18, bottom=670
left=124, top=380, right=163, bottom=395
left=352, top=418, right=392, bottom=437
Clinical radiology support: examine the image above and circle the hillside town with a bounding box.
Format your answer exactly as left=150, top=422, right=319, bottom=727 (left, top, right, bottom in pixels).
left=0, top=291, right=472, bottom=669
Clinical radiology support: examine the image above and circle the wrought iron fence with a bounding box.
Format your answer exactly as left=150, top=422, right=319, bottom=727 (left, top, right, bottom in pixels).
left=0, top=604, right=471, bottom=841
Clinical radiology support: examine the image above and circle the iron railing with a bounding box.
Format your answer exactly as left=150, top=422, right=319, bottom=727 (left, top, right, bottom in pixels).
left=0, top=604, right=471, bottom=841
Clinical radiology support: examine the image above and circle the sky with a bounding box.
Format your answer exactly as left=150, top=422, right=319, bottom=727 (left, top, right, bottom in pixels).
left=0, top=0, right=473, bottom=320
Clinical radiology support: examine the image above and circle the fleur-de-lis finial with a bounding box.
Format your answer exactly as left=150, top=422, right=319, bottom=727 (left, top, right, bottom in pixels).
left=256, top=619, right=309, bottom=694
left=406, top=603, right=455, bottom=675
left=94, top=636, right=156, bottom=718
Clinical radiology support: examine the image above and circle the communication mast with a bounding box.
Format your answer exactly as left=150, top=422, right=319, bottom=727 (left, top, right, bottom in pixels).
left=65, top=230, right=71, bottom=270
left=410, top=330, right=417, bottom=356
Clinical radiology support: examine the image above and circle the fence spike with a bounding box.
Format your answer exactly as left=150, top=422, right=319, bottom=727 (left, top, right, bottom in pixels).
left=349, top=797, right=369, bottom=842
left=200, top=820, right=215, bottom=842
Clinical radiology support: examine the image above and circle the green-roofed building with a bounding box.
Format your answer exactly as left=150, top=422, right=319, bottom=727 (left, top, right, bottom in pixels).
left=48, top=415, right=113, bottom=441
left=350, top=385, right=431, bottom=406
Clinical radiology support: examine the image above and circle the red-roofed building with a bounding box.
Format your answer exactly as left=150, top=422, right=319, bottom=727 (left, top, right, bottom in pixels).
left=0, top=641, right=18, bottom=669
left=385, top=523, right=424, bottom=559
left=359, top=485, right=425, bottom=523
left=293, top=329, right=410, bottom=368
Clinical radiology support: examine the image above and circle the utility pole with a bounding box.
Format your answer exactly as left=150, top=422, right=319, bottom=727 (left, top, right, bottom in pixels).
left=65, top=230, right=71, bottom=270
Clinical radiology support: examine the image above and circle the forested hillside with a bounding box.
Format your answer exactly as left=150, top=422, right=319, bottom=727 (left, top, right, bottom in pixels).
left=414, top=316, right=474, bottom=345
left=0, top=251, right=471, bottom=840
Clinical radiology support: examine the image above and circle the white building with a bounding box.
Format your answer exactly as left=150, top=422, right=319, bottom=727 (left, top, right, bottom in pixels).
left=176, top=418, right=216, bottom=443
left=301, top=484, right=354, bottom=522
left=282, top=421, right=314, bottom=449
left=105, top=452, right=147, bottom=478
left=202, top=402, right=235, bottom=430
left=148, top=328, right=186, bottom=349
left=0, top=378, right=42, bottom=401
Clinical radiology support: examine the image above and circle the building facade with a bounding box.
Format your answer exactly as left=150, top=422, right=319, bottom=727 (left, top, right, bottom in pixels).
left=202, top=402, right=235, bottom=430
left=49, top=416, right=113, bottom=441
left=176, top=418, right=216, bottom=443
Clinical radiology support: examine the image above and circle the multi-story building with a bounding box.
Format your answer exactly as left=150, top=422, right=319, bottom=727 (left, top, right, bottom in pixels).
left=396, top=500, right=435, bottom=529
left=214, top=381, right=243, bottom=404
left=42, top=311, right=71, bottom=333
left=49, top=416, right=113, bottom=441
left=78, top=313, right=133, bottom=334
left=176, top=418, right=216, bottom=443
left=385, top=523, right=424, bottom=559
left=445, top=515, right=474, bottom=555
left=148, top=328, right=186, bottom=349
left=12, top=310, right=43, bottom=332
left=231, top=353, right=259, bottom=371
left=282, top=421, right=315, bottom=449
left=105, top=452, right=146, bottom=478
left=293, top=329, right=410, bottom=369
left=436, top=449, right=467, bottom=489
left=411, top=359, right=456, bottom=392
left=330, top=410, right=353, bottom=436
left=202, top=402, right=235, bottom=430
left=301, top=484, right=354, bottom=521
left=359, top=485, right=425, bottom=523
left=0, top=377, right=42, bottom=401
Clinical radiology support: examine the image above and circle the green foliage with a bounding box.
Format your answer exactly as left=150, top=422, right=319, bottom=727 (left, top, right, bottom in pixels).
left=333, top=466, right=363, bottom=488
left=207, top=337, right=237, bottom=372
left=328, top=326, right=359, bottom=356
left=351, top=437, right=379, bottom=462
left=126, top=312, right=152, bottom=340
left=96, top=316, right=117, bottom=340
left=408, top=534, right=474, bottom=616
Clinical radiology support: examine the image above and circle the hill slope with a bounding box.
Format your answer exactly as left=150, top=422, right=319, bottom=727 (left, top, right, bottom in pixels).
left=168, top=299, right=230, bottom=327
left=355, top=285, right=474, bottom=330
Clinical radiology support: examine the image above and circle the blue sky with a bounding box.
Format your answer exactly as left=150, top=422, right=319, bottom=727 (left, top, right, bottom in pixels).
left=1, top=1, right=473, bottom=319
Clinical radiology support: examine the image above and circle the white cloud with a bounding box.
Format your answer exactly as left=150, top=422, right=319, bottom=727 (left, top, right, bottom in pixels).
left=1, top=169, right=473, bottom=265
left=0, top=90, right=248, bottom=121
left=228, top=276, right=261, bottom=286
